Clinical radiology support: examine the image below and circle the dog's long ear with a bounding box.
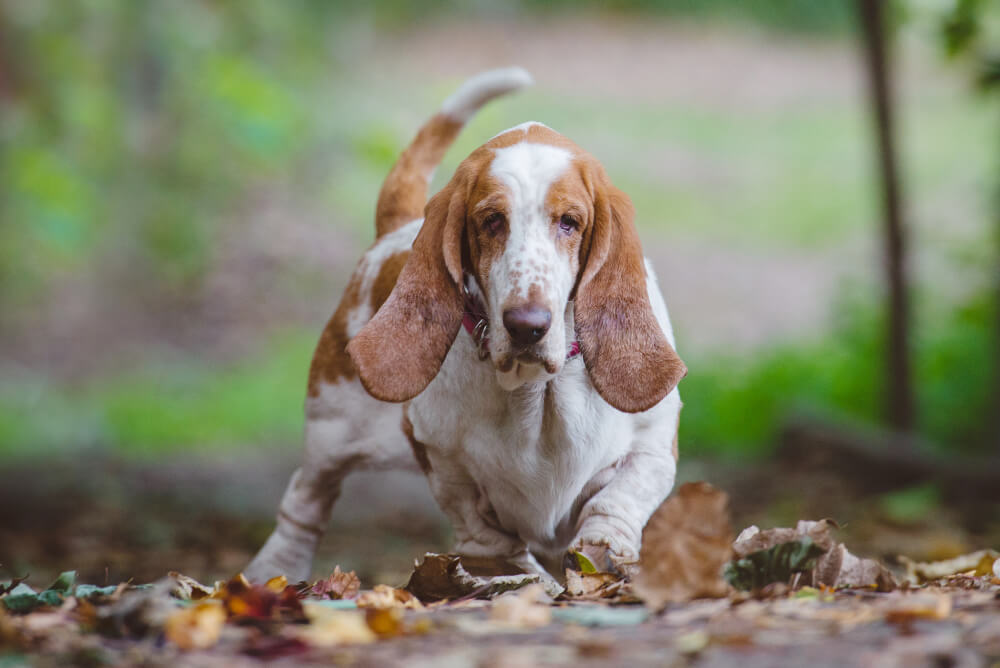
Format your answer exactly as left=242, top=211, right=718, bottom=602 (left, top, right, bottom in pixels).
left=575, top=177, right=687, bottom=413
left=347, top=178, right=466, bottom=402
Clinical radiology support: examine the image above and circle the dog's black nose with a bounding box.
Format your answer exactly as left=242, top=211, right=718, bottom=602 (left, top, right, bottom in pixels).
left=503, top=305, right=551, bottom=347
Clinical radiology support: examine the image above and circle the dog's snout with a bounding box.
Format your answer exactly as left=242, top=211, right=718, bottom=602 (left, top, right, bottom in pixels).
left=503, top=305, right=552, bottom=347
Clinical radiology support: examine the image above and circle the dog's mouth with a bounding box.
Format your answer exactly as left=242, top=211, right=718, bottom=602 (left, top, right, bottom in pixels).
left=497, top=349, right=557, bottom=373
left=516, top=350, right=557, bottom=372
left=494, top=347, right=560, bottom=391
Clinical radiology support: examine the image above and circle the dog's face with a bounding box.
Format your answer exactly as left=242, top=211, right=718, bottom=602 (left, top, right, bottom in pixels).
left=348, top=123, right=686, bottom=413
left=465, top=126, right=589, bottom=389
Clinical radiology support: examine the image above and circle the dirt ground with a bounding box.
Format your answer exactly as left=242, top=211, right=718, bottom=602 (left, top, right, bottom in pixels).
left=2, top=449, right=997, bottom=589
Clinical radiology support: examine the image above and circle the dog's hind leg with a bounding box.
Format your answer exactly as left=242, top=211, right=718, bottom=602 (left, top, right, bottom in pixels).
left=246, top=261, right=415, bottom=583
left=245, top=378, right=413, bottom=583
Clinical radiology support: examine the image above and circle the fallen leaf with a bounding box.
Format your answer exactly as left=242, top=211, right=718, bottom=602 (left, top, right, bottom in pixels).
left=1, top=572, right=79, bottom=613
left=900, top=549, right=1000, bottom=584
left=365, top=607, right=405, bottom=637
left=1, top=583, right=41, bottom=613
left=0, top=576, right=28, bottom=597
left=724, top=537, right=827, bottom=592
left=311, top=566, right=361, bottom=600
left=96, top=580, right=178, bottom=638
left=729, top=520, right=896, bottom=592
left=47, top=572, right=76, bottom=594
left=300, top=603, right=376, bottom=647
left=265, top=575, right=289, bottom=593
left=405, top=553, right=541, bottom=602
left=490, top=584, right=552, bottom=628
left=216, top=575, right=305, bottom=622
left=164, top=600, right=225, bottom=650
left=74, top=584, right=121, bottom=600
left=634, top=481, right=733, bottom=607
left=569, top=551, right=598, bottom=574
left=167, top=572, right=215, bottom=601
left=564, top=570, right=625, bottom=600
left=356, top=585, right=423, bottom=610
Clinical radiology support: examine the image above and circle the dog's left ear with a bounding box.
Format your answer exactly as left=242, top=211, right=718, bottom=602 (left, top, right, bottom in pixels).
left=347, top=176, right=467, bottom=403
left=575, top=177, right=687, bottom=413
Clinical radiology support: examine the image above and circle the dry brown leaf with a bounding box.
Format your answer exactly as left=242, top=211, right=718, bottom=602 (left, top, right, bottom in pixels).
left=311, top=566, right=361, bottom=600
left=900, top=549, right=1000, bottom=584
left=564, top=570, right=625, bottom=600
left=405, top=553, right=544, bottom=602
left=634, top=481, right=733, bottom=608
left=733, top=520, right=896, bottom=591
left=214, top=574, right=305, bottom=622
left=356, top=585, right=423, bottom=610
left=164, top=600, right=225, bottom=650
left=167, top=572, right=215, bottom=601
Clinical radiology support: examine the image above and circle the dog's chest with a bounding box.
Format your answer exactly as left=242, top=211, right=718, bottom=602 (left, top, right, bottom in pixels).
left=409, top=335, right=634, bottom=551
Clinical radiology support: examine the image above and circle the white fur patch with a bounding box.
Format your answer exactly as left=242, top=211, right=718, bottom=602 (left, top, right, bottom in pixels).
left=441, top=67, right=533, bottom=123
left=486, top=142, right=575, bottom=386
left=489, top=120, right=550, bottom=141
left=346, top=218, right=422, bottom=338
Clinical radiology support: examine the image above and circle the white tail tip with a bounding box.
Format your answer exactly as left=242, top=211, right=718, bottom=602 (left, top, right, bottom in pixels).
left=440, top=67, right=533, bottom=123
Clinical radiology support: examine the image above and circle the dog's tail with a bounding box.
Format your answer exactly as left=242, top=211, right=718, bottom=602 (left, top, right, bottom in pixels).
left=374, top=67, right=533, bottom=239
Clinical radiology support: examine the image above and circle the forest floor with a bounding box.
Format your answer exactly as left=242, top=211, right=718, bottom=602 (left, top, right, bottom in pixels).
left=2, top=453, right=999, bottom=667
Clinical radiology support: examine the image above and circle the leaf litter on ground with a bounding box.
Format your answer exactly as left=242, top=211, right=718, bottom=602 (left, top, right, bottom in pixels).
left=3, top=481, right=1000, bottom=664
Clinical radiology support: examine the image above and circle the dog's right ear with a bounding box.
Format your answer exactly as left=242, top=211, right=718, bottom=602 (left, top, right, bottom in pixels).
left=347, top=176, right=467, bottom=403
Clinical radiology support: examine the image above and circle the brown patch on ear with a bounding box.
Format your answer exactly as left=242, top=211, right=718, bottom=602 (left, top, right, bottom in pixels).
left=575, top=177, right=687, bottom=413
left=347, top=177, right=467, bottom=403
left=306, top=274, right=363, bottom=397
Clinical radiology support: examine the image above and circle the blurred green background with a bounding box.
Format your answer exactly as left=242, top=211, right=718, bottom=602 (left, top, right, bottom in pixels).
left=0, top=0, right=1000, bottom=585
left=2, top=0, right=996, bottom=459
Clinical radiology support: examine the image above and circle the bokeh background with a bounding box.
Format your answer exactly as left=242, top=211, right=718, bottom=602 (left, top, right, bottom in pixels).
left=1, top=0, right=998, bottom=586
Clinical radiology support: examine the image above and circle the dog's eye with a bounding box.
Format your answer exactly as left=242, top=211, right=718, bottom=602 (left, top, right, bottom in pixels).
left=483, top=212, right=505, bottom=235
left=558, top=214, right=579, bottom=234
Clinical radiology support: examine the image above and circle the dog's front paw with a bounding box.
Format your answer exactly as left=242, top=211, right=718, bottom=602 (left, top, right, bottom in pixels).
left=564, top=539, right=639, bottom=579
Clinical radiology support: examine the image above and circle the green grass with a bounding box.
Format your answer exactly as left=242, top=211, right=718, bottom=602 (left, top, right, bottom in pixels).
left=1, top=289, right=995, bottom=458
left=0, top=331, right=316, bottom=458
left=681, top=289, right=996, bottom=457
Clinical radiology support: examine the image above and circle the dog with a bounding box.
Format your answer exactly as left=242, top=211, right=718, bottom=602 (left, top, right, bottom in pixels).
left=246, top=67, right=686, bottom=584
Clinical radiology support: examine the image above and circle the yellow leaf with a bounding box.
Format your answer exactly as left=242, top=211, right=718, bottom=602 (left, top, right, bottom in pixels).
left=165, top=601, right=226, bottom=651
left=300, top=604, right=376, bottom=647
left=265, top=575, right=289, bottom=593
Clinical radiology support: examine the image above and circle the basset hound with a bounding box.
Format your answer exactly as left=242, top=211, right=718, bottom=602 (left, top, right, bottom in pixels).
left=246, top=67, right=686, bottom=584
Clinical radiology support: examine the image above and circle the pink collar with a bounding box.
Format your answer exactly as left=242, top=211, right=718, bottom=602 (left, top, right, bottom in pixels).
left=461, top=284, right=581, bottom=361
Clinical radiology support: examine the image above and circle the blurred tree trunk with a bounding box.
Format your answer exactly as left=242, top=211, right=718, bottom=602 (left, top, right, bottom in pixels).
left=857, top=0, right=915, bottom=434
left=993, top=138, right=1000, bottom=453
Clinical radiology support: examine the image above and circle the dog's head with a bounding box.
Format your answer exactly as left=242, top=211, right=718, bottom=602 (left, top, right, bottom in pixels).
left=347, top=123, right=686, bottom=413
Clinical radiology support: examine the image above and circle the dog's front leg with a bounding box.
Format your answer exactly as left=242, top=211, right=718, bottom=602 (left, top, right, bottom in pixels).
left=570, top=442, right=677, bottom=576
left=421, top=453, right=549, bottom=579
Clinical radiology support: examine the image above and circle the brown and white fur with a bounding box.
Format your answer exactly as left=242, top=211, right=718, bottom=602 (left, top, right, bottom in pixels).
left=246, top=67, right=686, bottom=584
